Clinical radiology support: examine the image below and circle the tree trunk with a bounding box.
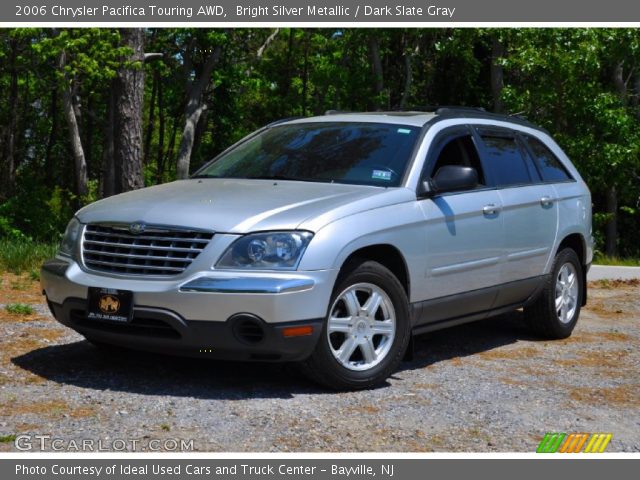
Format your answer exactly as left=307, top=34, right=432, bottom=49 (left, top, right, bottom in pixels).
left=490, top=36, right=505, bottom=113
left=102, top=81, right=116, bottom=198
left=155, top=72, right=166, bottom=183
left=399, top=44, right=414, bottom=110
left=603, top=61, right=627, bottom=256
left=605, top=185, right=618, bottom=257
left=44, top=80, right=59, bottom=181
left=60, top=51, right=88, bottom=198
left=143, top=70, right=157, bottom=166
left=176, top=45, right=222, bottom=179
left=3, top=38, right=19, bottom=195
left=113, top=28, right=145, bottom=193
left=369, top=36, right=384, bottom=110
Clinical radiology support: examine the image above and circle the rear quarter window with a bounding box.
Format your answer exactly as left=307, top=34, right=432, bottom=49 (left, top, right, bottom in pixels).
left=524, top=136, right=573, bottom=183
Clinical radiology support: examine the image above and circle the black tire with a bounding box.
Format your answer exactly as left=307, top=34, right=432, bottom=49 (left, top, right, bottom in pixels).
left=300, top=260, right=411, bottom=390
left=524, top=248, right=583, bottom=339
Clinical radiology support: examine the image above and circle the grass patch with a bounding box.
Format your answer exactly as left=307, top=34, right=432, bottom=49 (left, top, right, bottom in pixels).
left=593, top=254, right=640, bottom=267
left=0, top=240, right=58, bottom=274
left=5, top=303, right=35, bottom=315
left=0, top=434, right=16, bottom=443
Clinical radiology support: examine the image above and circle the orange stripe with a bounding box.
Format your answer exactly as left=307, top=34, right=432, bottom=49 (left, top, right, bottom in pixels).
left=559, top=434, right=576, bottom=453
left=573, top=434, right=589, bottom=453
left=567, top=434, right=582, bottom=453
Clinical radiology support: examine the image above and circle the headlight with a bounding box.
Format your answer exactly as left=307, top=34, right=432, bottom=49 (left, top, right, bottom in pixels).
left=216, top=231, right=313, bottom=270
left=59, top=217, right=82, bottom=258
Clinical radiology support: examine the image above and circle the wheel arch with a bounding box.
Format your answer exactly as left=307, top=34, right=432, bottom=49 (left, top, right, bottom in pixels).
left=555, top=232, right=588, bottom=306
left=338, top=244, right=411, bottom=298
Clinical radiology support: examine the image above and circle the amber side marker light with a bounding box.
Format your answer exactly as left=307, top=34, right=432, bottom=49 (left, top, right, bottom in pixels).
left=282, top=325, right=314, bottom=338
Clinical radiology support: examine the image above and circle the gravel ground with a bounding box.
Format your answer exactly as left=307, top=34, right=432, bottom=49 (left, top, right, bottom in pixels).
left=0, top=272, right=638, bottom=452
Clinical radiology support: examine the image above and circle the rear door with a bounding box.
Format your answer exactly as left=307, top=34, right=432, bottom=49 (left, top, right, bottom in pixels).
left=416, top=126, right=504, bottom=317
left=474, top=127, right=558, bottom=305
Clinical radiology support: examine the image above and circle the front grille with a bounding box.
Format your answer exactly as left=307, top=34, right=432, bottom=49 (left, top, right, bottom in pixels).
left=82, top=224, right=214, bottom=276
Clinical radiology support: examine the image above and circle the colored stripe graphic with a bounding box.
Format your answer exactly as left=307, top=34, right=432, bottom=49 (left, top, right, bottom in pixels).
left=537, top=433, right=612, bottom=453
left=537, top=433, right=566, bottom=453
left=559, top=433, right=588, bottom=453
left=584, top=433, right=612, bottom=453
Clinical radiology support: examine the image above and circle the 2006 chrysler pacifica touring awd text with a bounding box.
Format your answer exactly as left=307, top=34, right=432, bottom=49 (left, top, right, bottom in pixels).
left=41, top=108, right=593, bottom=389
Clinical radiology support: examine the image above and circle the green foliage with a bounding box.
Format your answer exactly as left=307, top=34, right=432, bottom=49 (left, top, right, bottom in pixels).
left=4, top=303, right=35, bottom=315
left=0, top=239, right=58, bottom=274
left=593, top=255, right=640, bottom=267
left=0, top=28, right=639, bottom=257
left=0, top=434, right=17, bottom=443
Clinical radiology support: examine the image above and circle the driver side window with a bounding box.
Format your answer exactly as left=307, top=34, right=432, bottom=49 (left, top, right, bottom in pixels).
left=432, top=135, right=485, bottom=186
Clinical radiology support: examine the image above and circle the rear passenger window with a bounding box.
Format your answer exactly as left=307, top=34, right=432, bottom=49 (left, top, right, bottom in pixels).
left=524, top=136, right=573, bottom=182
left=480, top=135, right=531, bottom=187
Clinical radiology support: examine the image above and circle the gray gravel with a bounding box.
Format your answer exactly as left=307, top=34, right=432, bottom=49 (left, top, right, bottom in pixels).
left=1, top=279, right=638, bottom=452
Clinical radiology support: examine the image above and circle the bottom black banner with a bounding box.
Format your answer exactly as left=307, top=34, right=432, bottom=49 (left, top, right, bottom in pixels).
left=1, top=459, right=637, bottom=480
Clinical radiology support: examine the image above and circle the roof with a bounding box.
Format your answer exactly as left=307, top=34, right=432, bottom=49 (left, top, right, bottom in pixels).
left=274, top=107, right=545, bottom=132
left=283, top=111, right=437, bottom=127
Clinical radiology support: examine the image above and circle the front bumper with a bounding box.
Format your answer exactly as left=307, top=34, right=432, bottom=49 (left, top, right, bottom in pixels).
left=41, top=258, right=337, bottom=361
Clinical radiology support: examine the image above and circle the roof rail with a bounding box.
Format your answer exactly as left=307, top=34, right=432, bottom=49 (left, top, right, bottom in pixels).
left=432, top=107, right=543, bottom=132
left=266, top=116, right=304, bottom=127
left=325, top=110, right=352, bottom=115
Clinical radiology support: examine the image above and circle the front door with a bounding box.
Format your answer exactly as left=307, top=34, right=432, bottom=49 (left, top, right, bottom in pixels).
left=416, top=127, right=504, bottom=321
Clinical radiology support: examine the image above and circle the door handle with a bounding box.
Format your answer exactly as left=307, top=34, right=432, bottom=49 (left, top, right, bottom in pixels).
left=482, top=204, right=500, bottom=215
left=540, top=196, right=554, bottom=207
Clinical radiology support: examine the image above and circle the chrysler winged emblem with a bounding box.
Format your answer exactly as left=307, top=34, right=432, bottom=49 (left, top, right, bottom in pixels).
left=128, top=222, right=145, bottom=235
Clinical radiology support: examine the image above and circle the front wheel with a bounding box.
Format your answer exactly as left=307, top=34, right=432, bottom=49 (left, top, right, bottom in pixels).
left=300, top=260, right=411, bottom=390
left=524, top=248, right=583, bottom=339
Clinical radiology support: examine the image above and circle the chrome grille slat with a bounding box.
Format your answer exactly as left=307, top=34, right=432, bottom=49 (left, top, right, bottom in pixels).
left=83, top=239, right=200, bottom=253
left=82, top=249, right=195, bottom=263
left=82, top=224, right=214, bottom=276
left=83, top=230, right=211, bottom=244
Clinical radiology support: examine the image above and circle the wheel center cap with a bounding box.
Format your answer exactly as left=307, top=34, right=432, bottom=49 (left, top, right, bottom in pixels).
left=356, top=321, right=367, bottom=334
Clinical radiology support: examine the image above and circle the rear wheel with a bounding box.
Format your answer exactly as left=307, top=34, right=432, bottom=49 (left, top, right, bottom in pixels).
left=524, top=248, right=583, bottom=339
left=301, top=260, right=411, bottom=390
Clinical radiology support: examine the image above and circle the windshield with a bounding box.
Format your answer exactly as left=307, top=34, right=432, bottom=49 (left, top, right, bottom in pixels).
left=194, top=122, right=421, bottom=187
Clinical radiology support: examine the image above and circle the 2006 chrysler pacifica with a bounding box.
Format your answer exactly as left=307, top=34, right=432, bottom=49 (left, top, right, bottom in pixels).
left=41, top=108, right=592, bottom=389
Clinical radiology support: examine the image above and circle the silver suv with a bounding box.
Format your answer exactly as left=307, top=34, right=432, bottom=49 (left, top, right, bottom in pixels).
left=41, top=108, right=592, bottom=389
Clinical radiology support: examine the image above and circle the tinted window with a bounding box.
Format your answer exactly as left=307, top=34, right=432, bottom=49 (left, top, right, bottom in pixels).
left=480, top=135, right=531, bottom=187
left=195, top=122, right=420, bottom=187
left=525, top=136, right=572, bottom=182
left=432, top=135, right=485, bottom=185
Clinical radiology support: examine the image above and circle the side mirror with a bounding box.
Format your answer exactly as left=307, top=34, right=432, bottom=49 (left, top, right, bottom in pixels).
left=431, top=165, right=478, bottom=193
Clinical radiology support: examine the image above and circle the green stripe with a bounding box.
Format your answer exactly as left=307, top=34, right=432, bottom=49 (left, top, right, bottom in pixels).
left=548, top=433, right=566, bottom=453
left=537, top=433, right=553, bottom=453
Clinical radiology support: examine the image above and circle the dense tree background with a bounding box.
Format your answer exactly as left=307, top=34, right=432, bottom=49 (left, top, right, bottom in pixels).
left=0, top=28, right=639, bottom=258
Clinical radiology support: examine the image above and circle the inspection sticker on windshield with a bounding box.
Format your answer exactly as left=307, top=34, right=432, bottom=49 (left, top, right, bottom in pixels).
left=397, top=128, right=412, bottom=134
left=372, top=170, right=392, bottom=181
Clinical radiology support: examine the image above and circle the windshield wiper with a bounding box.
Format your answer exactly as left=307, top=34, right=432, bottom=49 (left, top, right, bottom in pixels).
left=246, top=175, right=307, bottom=181
left=191, top=174, right=220, bottom=179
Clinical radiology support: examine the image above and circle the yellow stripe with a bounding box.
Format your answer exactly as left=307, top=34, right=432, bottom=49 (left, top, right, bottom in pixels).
left=573, top=434, right=589, bottom=453
left=597, top=434, right=612, bottom=453
left=584, top=434, right=598, bottom=453
left=590, top=434, right=605, bottom=453
left=559, top=434, right=575, bottom=453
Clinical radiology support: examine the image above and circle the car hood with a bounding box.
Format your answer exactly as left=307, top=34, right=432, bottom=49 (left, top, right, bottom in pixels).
left=76, top=179, right=414, bottom=233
